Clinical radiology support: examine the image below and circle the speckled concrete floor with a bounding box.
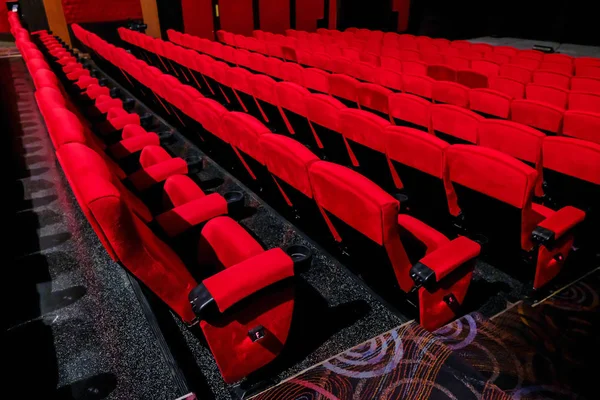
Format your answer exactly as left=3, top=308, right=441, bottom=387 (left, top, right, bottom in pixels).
left=4, top=58, right=188, bottom=400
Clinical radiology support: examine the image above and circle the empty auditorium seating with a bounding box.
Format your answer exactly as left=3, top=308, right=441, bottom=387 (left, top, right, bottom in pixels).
left=511, top=99, right=563, bottom=134
left=389, top=93, right=431, bottom=131
left=430, top=104, right=483, bottom=144
left=445, top=146, right=585, bottom=289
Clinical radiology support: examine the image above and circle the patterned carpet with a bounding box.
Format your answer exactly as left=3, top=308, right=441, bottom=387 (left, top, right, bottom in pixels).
left=253, top=269, right=599, bottom=399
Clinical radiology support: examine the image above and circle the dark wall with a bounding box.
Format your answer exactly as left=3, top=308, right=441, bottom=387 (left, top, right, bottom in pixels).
left=17, top=0, right=50, bottom=33
left=156, top=0, right=184, bottom=38
left=409, top=0, right=599, bottom=45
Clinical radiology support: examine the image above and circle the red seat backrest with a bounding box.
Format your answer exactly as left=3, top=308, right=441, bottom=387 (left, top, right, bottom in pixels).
left=305, top=93, right=346, bottom=131
left=221, top=112, right=271, bottom=163
left=431, top=81, right=470, bottom=107
left=570, top=77, right=600, bottom=94
left=489, top=76, right=525, bottom=98
left=469, top=89, right=512, bottom=119
left=562, top=110, right=600, bottom=145
left=357, top=83, right=393, bottom=114
left=338, top=108, right=391, bottom=152
left=402, top=74, right=434, bottom=99
left=543, top=137, right=600, bottom=185
left=329, top=74, right=360, bottom=103
left=478, top=119, right=545, bottom=166
left=568, top=91, right=600, bottom=113
left=388, top=93, right=431, bottom=130
left=510, top=99, right=564, bottom=134
left=499, top=64, right=533, bottom=84
left=526, top=83, right=568, bottom=109
left=259, top=134, right=319, bottom=198
left=532, top=70, right=571, bottom=89
left=430, top=104, right=483, bottom=144
left=276, top=82, right=310, bottom=116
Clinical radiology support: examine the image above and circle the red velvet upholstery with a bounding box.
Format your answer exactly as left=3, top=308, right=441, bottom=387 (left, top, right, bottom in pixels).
left=510, top=99, right=564, bottom=134
left=305, top=93, right=345, bottom=131
left=128, top=146, right=188, bottom=191
left=378, top=69, right=404, bottom=92
left=259, top=134, right=319, bottom=200
left=532, top=70, right=570, bottom=89
left=478, top=120, right=545, bottom=196
left=562, top=111, right=600, bottom=144
left=525, top=84, right=568, bottom=109
left=221, top=112, right=270, bottom=177
left=432, top=81, right=469, bottom=107
left=468, top=89, right=512, bottom=118
left=329, top=74, right=359, bottom=103
left=308, top=161, right=477, bottom=330
left=338, top=108, right=391, bottom=152
left=107, top=107, right=141, bottom=130
left=357, top=83, right=393, bottom=114
left=303, top=68, right=330, bottom=93
left=402, top=74, right=434, bottom=99
left=570, top=77, right=600, bottom=95
left=456, top=70, right=489, bottom=89
left=500, top=64, right=533, bottom=84
left=568, top=91, right=600, bottom=113
left=445, top=145, right=583, bottom=289
left=543, top=137, right=600, bottom=185
left=388, top=93, right=431, bottom=130
left=427, top=64, right=457, bottom=82
left=188, top=98, right=228, bottom=140
left=276, top=82, right=310, bottom=133
left=471, top=60, right=500, bottom=78
left=489, top=76, right=525, bottom=98
left=430, top=104, right=483, bottom=144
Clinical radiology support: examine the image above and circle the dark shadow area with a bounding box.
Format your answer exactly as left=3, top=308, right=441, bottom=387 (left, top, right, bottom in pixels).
left=55, top=373, right=118, bottom=400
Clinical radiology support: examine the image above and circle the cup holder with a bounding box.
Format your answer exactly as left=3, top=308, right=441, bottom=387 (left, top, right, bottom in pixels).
left=122, top=98, right=136, bottom=111
left=157, top=129, right=176, bottom=144
left=140, top=113, right=155, bottom=129
left=393, top=193, right=409, bottom=212
left=109, top=87, right=121, bottom=98
left=285, top=245, right=312, bottom=272
left=224, top=191, right=245, bottom=215
left=185, top=155, right=203, bottom=174
left=98, top=78, right=109, bottom=87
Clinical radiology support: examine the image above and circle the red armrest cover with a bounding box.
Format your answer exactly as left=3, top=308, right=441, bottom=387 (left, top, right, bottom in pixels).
left=203, top=248, right=294, bottom=313
left=155, top=194, right=228, bottom=237
left=109, top=133, right=160, bottom=159
left=537, top=206, right=586, bottom=240
left=76, top=76, right=100, bottom=90
left=418, top=236, right=481, bottom=281
left=397, top=214, right=449, bottom=251
left=108, top=112, right=140, bottom=130
left=96, top=98, right=123, bottom=114
left=67, top=68, right=90, bottom=81
left=128, top=158, right=188, bottom=191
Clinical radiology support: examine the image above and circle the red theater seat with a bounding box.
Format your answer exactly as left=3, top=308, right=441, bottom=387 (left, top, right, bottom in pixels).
left=478, top=120, right=546, bottom=196
left=540, top=61, right=573, bottom=75
left=303, top=68, right=330, bottom=93
left=541, top=137, right=599, bottom=245
left=305, top=94, right=350, bottom=165
left=526, top=84, right=568, bottom=109
left=532, top=70, right=571, bottom=89
left=221, top=112, right=271, bottom=180
left=308, top=161, right=480, bottom=330
left=562, top=110, right=600, bottom=144
left=511, top=99, right=563, bottom=134
left=338, top=109, right=393, bottom=188
left=430, top=104, right=483, bottom=144
left=511, top=57, right=541, bottom=70
left=570, top=77, right=600, bottom=94
left=457, top=70, right=489, bottom=89
left=402, top=74, right=434, bottom=99
left=489, top=76, right=525, bottom=98
left=402, top=60, right=428, bottom=76
left=499, top=64, right=533, bottom=84
left=329, top=74, right=360, bottom=106
left=384, top=126, right=453, bottom=227
left=469, top=89, right=512, bottom=119
left=259, top=134, right=319, bottom=214
left=389, top=93, right=431, bottom=131
left=445, top=145, right=584, bottom=290
left=432, top=81, right=470, bottom=107
left=471, top=60, right=500, bottom=78
left=357, top=83, right=393, bottom=117
left=378, top=69, right=404, bottom=92
left=568, top=91, right=600, bottom=113
left=276, top=82, right=317, bottom=148
left=428, top=64, right=457, bottom=82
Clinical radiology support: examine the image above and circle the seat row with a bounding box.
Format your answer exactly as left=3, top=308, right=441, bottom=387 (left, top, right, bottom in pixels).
left=280, top=27, right=600, bottom=77
left=74, top=22, right=494, bottom=331
left=83, top=24, right=594, bottom=305
left=11, top=13, right=309, bottom=384
left=219, top=28, right=600, bottom=80
left=123, top=28, right=600, bottom=145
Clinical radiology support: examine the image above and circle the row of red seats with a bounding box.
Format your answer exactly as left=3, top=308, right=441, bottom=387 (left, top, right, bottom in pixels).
left=220, top=28, right=600, bottom=81
left=72, top=25, right=489, bottom=333
left=154, top=29, right=600, bottom=145
left=115, top=28, right=594, bottom=297
left=11, top=13, right=305, bottom=384
left=281, top=27, right=600, bottom=77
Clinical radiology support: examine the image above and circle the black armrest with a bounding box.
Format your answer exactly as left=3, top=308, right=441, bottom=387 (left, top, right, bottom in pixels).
left=531, top=226, right=555, bottom=247
left=410, top=262, right=436, bottom=290
left=188, top=283, right=217, bottom=320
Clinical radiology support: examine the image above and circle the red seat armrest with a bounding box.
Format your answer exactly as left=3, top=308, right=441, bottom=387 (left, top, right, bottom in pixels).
left=155, top=194, right=228, bottom=237
left=533, top=206, right=586, bottom=245
left=203, top=248, right=294, bottom=313
left=109, top=113, right=141, bottom=130
left=109, top=133, right=160, bottom=159
left=128, top=158, right=188, bottom=191
left=413, top=236, right=480, bottom=284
